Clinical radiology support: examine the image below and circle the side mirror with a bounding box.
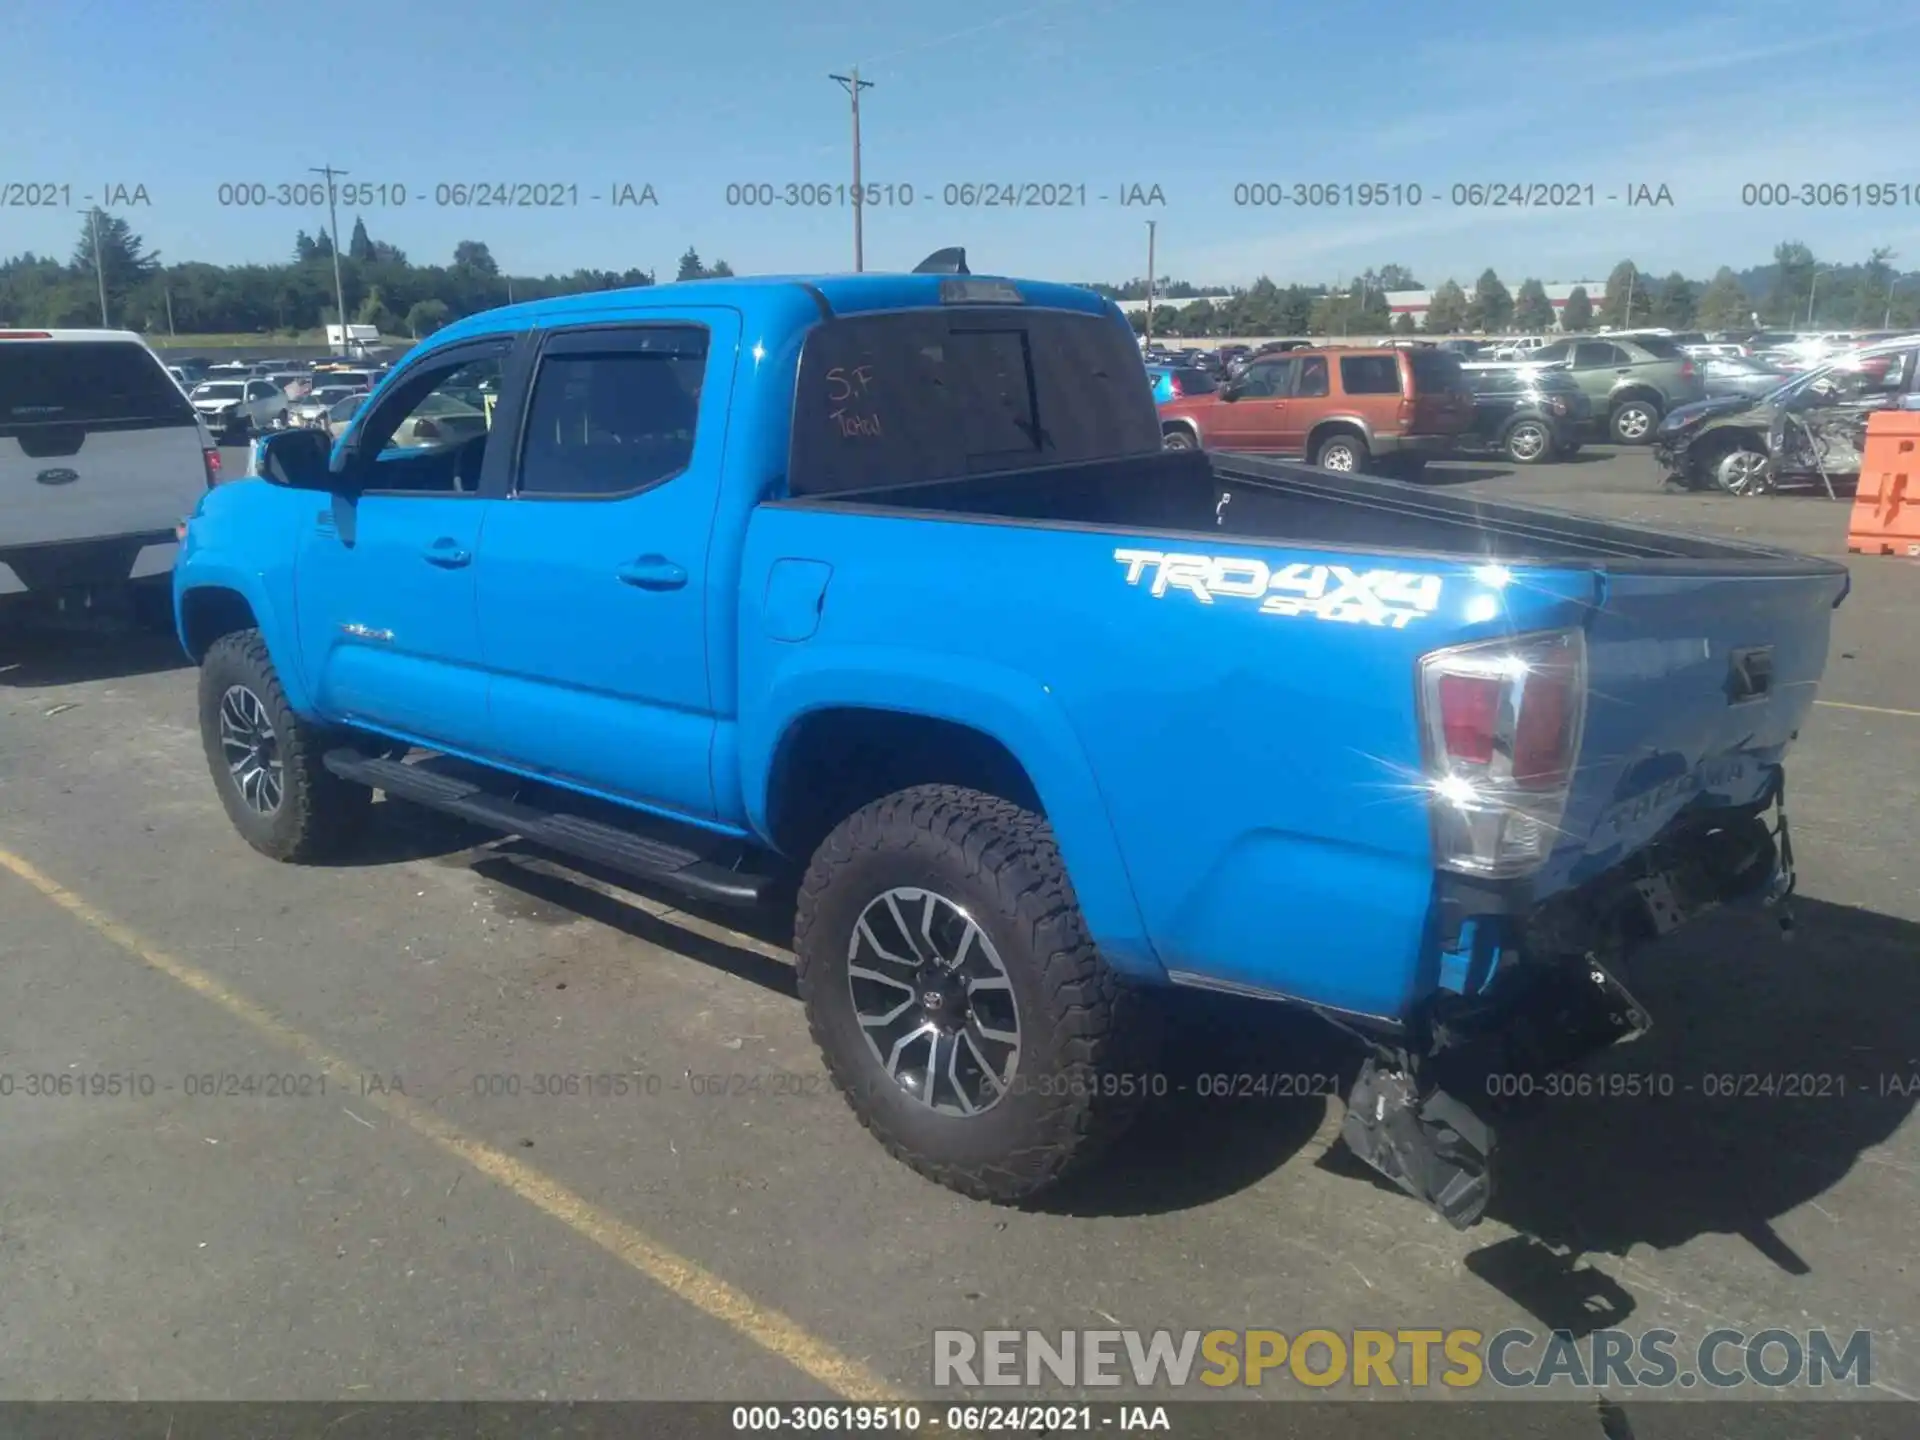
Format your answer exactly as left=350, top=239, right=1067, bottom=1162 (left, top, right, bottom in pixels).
left=1218, top=381, right=1244, bottom=402
left=251, top=426, right=337, bottom=490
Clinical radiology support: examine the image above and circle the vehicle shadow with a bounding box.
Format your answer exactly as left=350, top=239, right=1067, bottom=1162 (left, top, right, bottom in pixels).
left=1336, top=898, right=1917, bottom=1332
left=1418, top=464, right=1518, bottom=485
left=1033, top=990, right=1361, bottom=1218
left=0, top=617, right=190, bottom=688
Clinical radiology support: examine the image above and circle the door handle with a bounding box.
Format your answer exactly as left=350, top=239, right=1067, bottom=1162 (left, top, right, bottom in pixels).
left=617, top=556, right=688, bottom=590
left=423, top=538, right=471, bottom=568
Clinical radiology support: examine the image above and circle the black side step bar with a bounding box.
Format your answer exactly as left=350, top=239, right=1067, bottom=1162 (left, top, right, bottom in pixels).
left=323, top=748, right=775, bottom=908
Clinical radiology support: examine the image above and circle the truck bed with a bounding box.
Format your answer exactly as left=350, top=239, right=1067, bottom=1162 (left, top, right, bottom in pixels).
left=781, top=449, right=1838, bottom=572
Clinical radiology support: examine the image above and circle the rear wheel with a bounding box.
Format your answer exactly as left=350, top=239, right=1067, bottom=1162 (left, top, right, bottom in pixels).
left=1609, top=399, right=1659, bottom=445
left=794, top=784, right=1155, bottom=1202
left=1502, top=418, right=1554, bottom=464
left=1313, top=432, right=1370, bottom=473
left=198, top=629, right=371, bottom=861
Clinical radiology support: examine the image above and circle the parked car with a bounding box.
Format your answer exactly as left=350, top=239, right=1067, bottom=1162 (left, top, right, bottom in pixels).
left=1487, top=335, right=1548, bottom=361
left=177, top=262, right=1843, bottom=1225
left=2, top=328, right=218, bottom=625
left=1159, top=345, right=1475, bottom=477
left=1655, top=336, right=1920, bottom=493
left=287, top=384, right=369, bottom=429
left=389, top=392, right=490, bottom=448
left=319, top=391, right=368, bottom=440
left=1144, top=363, right=1219, bottom=404
left=1435, top=339, right=1494, bottom=360
left=1699, top=355, right=1791, bottom=399
left=188, top=377, right=290, bottom=440
left=166, top=364, right=194, bottom=392
left=1514, top=335, right=1705, bottom=443
left=1456, top=364, right=1592, bottom=463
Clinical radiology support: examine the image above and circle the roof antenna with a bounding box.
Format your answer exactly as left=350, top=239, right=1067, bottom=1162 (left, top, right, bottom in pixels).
left=913, top=247, right=969, bottom=275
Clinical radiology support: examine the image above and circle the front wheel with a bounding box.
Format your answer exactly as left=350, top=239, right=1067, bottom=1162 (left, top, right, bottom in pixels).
left=1314, top=432, right=1370, bottom=473
left=198, top=629, right=371, bottom=861
left=1161, top=427, right=1196, bottom=451
left=1712, top=446, right=1773, bottom=496
left=1609, top=400, right=1659, bottom=445
left=794, top=785, right=1155, bottom=1202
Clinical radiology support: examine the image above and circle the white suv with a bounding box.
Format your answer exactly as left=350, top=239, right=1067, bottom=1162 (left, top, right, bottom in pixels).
left=188, top=376, right=290, bottom=439
left=1, top=328, right=219, bottom=621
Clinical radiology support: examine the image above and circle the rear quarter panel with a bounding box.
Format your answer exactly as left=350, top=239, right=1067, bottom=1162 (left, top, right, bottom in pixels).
left=735, top=504, right=1565, bottom=1019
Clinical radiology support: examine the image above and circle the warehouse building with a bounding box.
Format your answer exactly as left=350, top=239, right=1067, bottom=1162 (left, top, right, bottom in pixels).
left=1382, top=282, right=1612, bottom=330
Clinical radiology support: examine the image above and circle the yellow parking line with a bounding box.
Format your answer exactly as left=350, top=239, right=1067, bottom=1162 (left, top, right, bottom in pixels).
left=0, top=846, right=899, bottom=1403
left=1815, top=699, right=1920, bottom=719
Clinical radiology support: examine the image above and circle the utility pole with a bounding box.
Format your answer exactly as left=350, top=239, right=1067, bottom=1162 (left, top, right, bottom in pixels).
left=164, top=285, right=175, bottom=337
left=829, top=68, right=874, bottom=271
left=311, top=165, right=350, bottom=354
left=87, top=207, right=109, bottom=325
left=1887, top=274, right=1901, bottom=329
left=1144, top=220, right=1157, bottom=345
left=1623, top=270, right=1634, bottom=329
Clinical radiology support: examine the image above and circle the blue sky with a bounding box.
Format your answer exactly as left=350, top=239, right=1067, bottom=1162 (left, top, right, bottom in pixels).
left=5, top=0, right=1917, bottom=289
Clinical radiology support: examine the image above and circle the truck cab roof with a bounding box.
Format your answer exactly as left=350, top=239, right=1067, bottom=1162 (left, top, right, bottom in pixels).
left=422, top=272, right=1119, bottom=353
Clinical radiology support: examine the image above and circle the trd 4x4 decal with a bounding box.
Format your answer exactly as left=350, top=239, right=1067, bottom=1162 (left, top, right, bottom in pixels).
left=1114, top=548, right=1444, bottom=629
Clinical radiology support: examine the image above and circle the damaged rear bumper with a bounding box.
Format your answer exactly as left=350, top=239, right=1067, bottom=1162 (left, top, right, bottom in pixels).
left=1338, top=784, right=1795, bottom=1228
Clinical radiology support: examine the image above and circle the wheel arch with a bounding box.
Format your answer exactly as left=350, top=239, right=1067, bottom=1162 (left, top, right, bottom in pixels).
left=744, top=657, right=1165, bottom=981
left=1306, top=418, right=1370, bottom=458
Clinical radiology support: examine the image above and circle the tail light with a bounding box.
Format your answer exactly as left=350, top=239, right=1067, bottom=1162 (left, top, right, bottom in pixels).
left=1679, top=359, right=1697, bottom=379
left=1417, top=628, right=1587, bottom=877
left=1397, top=395, right=1416, bottom=425
left=202, top=448, right=221, bottom=488
left=1167, top=375, right=1185, bottom=397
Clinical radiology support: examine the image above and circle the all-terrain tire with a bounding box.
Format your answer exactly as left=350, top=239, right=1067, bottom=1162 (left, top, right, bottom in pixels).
left=794, top=784, right=1157, bottom=1202
left=198, top=629, right=371, bottom=862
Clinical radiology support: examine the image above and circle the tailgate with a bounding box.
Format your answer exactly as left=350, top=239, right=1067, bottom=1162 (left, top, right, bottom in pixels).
left=1, top=338, right=209, bottom=549
left=1546, top=564, right=1847, bottom=891
left=2, top=420, right=208, bottom=547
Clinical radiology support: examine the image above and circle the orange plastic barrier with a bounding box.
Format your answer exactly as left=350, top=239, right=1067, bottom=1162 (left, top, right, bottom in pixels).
left=1847, top=409, right=1920, bottom=558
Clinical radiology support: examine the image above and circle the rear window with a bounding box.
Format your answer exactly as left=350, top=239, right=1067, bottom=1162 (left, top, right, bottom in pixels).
left=1173, top=367, right=1217, bottom=395
left=1, top=340, right=194, bottom=432
left=1407, top=350, right=1466, bottom=392
left=789, top=308, right=1160, bottom=496
left=1340, top=354, right=1403, bottom=395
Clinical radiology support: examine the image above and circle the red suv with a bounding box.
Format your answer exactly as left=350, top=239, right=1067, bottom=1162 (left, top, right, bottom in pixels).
left=1158, top=346, right=1474, bottom=477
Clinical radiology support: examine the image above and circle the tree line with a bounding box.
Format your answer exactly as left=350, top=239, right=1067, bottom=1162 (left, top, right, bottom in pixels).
left=1097, top=246, right=1916, bottom=337
left=2, top=213, right=1912, bottom=341
left=0, top=213, right=734, bottom=338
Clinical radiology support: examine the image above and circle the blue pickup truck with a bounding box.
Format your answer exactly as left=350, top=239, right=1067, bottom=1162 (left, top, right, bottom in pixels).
left=176, top=253, right=1847, bottom=1225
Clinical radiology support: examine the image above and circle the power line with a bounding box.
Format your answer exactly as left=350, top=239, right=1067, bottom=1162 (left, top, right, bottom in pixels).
left=311, top=165, right=351, bottom=354
left=829, top=69, right=874, bottom=272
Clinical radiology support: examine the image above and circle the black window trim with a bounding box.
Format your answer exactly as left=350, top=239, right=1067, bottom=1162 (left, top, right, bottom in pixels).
left=348, top=334, right=523, bottom=499
left=505, top=320, right=716, bottom=503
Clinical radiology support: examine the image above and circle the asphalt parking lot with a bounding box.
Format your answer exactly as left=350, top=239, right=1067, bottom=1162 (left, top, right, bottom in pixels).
left=3, top=443, right=1918, bottom=1413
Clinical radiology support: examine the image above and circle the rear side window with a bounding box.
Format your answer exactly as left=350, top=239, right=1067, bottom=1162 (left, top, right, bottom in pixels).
left=518, top=328, right=708, bottom=497
left=1407, top=350, right=1466, bottom=392
left=789, top=308, right=1160, bottom=496
left=1339, top=355, right=1402, bottom=395
left=1629, top=336, right=1681, bottom=358
left=0, top=341, right=194, bottom=434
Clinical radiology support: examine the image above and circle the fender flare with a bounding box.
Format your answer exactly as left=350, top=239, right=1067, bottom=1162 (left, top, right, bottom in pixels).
left=741, top=646, right=1165, bottom=980
left=175, top=560, right=314, bottom=715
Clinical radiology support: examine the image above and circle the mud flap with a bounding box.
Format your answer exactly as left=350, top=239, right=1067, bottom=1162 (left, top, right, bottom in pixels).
left=1339, top=1060, right=1495, bottom=1230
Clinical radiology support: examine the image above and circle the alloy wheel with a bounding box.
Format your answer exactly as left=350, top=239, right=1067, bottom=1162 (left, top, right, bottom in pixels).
left=218, top=684, right=284, bottom=814
left=846, top=886, right=1022, bottom=1116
